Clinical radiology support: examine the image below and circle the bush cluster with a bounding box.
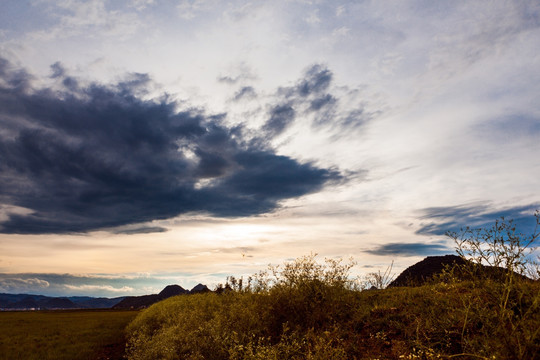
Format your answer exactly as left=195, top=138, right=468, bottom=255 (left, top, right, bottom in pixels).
left=126, top=215, right=540, bottom=359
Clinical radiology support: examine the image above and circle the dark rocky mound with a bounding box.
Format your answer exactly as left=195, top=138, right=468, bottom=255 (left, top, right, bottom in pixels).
left=388, top=255, right=467, bottom=287
left=114, top=284, right=208, bottom=309
left=159, top=285, right=189, bottom=298
left=113, top=294, right=161, bottom=310
left=190, top=283, right=210, bottom=293
left=389, top=254, right=534, bottom=287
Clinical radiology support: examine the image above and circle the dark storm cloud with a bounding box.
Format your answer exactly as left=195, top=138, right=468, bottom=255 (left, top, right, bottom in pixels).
left=296, top=64, right=332, bottom=97
left=277, top=64, right=333, bottom=100
left=416, top=203, right=540, bottom=236
left=309, top=94, right=336, bottom=112
left=262, top=104, right=295, bottom=137
left=112, top=226, right=168, bottom=235
left=365, top=242, right=452, bottom=257
left=0, top=58, right=341, bottom=234
left=49, top=62, right=65, bottom=78
left=267, top=64, right=376, bottom=134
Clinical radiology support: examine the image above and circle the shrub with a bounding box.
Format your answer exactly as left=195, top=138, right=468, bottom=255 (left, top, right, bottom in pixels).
left=442, top=210, right=540, bottom=359
left=125, top=214, right=540, bottom=359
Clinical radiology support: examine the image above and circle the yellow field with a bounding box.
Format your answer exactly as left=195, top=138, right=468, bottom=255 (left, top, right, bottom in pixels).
left=0, top=309, right=138, bottom=360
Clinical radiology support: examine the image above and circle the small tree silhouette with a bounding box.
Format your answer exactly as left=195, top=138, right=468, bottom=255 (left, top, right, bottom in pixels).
left=446, top=210, right=539, bottom=278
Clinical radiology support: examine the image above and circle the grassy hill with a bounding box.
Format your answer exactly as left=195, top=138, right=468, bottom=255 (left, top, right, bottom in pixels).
left=124, top=255, right=540, bottom=360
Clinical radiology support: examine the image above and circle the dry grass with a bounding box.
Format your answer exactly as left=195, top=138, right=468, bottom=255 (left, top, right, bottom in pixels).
left=125, top=256, right=540, bottom=359
left=0, top=309, right=138, bottom=360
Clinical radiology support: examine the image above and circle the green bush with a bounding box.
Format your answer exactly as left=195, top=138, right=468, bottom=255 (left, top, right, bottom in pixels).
left=125, top=214, right=540, bottom=359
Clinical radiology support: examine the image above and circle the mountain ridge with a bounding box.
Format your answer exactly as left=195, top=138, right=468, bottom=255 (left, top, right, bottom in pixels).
left=0, top=283, right=211, bottom=310
left=113, top=284, right=211, bottom=310
left=0, top=293, right=126, bottom=310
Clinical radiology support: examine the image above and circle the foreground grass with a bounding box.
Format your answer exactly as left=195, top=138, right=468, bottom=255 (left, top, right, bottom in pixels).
left=0, top=309, right=138, bottom=360
left=125, top=256, right=540, bottom=360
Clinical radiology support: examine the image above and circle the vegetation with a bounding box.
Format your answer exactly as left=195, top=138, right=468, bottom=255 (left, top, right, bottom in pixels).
left=0, top=309, right=138, bottom=360
left=126, top=213, right=540, bottom=360
left=2, top=213, right=537, bottom=359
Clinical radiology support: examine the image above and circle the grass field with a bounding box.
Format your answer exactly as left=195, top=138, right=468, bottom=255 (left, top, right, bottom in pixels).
left=0, top=309, right=139, bottom=360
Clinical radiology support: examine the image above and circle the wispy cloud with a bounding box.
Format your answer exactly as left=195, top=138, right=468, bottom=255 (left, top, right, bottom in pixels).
left=63, top=284, right=134, bottom=293
left=0, top=272, right=187, bottom=297
left=0, top=277, right=50, bottom=293
left=364, top=242, right=452, bottom=257
left=416, top=203, right=540, bottom=236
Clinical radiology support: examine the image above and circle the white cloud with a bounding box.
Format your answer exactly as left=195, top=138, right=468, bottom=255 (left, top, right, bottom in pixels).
left=0, top=278, right=50, bottom=292
left=29, top=0, right=142, bottom=41
left=130, top=0, right=155, bottom=11
left=63, top=284, right=134, bottom=293
left=0, top=0, right=538, bottom=288
left=305, top=9, right=321, bottom=24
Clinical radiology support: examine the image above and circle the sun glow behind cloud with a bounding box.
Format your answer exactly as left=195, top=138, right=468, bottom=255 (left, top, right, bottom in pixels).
left=0, top=0, right=539, bottom=296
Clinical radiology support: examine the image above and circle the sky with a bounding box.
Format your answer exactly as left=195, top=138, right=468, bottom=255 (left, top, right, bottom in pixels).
left=0, top=0, right=539, bottom=297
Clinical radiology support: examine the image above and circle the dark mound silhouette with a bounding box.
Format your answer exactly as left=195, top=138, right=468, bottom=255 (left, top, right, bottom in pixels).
left=159, top=285, right=189, bottom=298
left=190, top=283, right=210, bottom=293
left=389, top=254, right=534, bottom=287
left=389, top=255, right=466, bottom=287
left=114, top=284, right=208, bottom=309
left=113, top=294, right=161, bottom=310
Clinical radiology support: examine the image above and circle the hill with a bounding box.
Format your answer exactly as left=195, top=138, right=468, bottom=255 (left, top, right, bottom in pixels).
left=388, top=254, right=535, bottom=287
left=124, top=255, right=540, bottom=360
left=1, top=283, right=209, bottom=311
left=388, top=254, right=466, bottom=287
left=113, top=284, right=209, bottom=309
left=0, top=293, right=125, bottom=310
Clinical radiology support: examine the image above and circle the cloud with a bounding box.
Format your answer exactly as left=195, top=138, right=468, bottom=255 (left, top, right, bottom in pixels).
left=0, top=277, right=50, bottom=293
left=63, top=284, right=134, bottom=293
left=34, top=0, right=142, bottom=41
left=263, top=104, right=296, bottom=138
left=217, top=63, right=255, bottom=85
left=0, top=58, right=342, bottom=234
left=474, top=114, right=540, bottom=141
left=416, top=203, right=540, bottom=236
left=266, top=64, right=379, bottom=134
left=309, top=94, right=336, bottom=112
left=112, top=226, right=168, bottom=235
left=364, top=242, right=452, bottom=257
left=0, top=273, right=147, bottom=296
left=232, top=86, right=257, bottom=101
left=0, top=272, right=214, bottom=296
left=49, top=62, right=66, bottom=78
left=295, top=64, right=333, bottom=97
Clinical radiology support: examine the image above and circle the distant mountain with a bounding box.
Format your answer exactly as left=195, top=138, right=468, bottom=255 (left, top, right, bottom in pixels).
left=113, top=284, right=210, bottom=310
left=42, top=297, right=78, bottom=309
left=190, top=283, right=210, bottom=293
left=11, top=296, right=40, bottom=310
left=0, top=293, right=125, bottom=310
left=112, top=294, right=161, bottom=310
left=159, top=285, right=189, bottom=298
left=73, top=297, right=126, bottom=309
left=1, top=283, right=209, bottom=311
left=388, top=254, right=534, bottom=287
